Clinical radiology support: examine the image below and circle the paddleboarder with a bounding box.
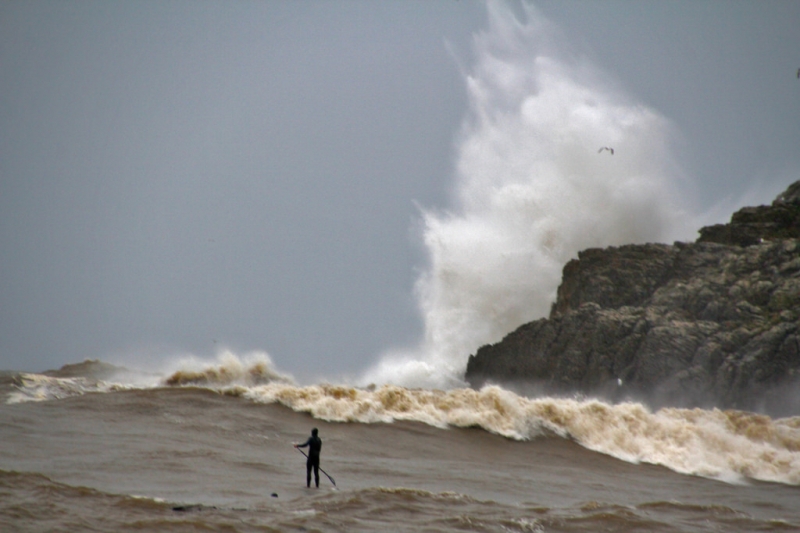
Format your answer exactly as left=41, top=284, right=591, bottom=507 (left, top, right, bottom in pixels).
left=294, top=428, right=322, bottom=488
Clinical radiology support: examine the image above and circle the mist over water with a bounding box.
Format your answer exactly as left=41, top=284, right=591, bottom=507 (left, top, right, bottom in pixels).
left=361, top=3, right=695, bottom=389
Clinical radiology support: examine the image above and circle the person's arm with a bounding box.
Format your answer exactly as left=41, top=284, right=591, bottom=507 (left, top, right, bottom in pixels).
left=294, top=437, right=311, bottom=448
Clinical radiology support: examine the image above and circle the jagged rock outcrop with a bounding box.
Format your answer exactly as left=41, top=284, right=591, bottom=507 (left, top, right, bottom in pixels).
left=697, top=180, right=800, bottom=246
left=466, top=181, right=800, bottom=415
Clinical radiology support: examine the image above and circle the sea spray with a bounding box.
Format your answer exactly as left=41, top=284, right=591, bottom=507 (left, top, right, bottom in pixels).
left=361, top=1, right=694, bottom=389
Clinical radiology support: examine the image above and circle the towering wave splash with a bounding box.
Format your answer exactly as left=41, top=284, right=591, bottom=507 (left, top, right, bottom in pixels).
left=361, top=2, right=693, bottom=389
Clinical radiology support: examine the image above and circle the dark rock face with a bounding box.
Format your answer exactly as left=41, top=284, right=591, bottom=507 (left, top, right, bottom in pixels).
left=697, top=180, right=800, bottom=246
left=466, top=181, right=800, bottom=415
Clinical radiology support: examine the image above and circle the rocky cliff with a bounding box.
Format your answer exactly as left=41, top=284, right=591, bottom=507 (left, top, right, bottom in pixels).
left=465, top=181, right=800, bottom=415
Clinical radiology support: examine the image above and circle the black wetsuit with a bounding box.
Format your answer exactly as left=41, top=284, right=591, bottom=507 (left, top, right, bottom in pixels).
left=297, top=435, right=322, bottom=487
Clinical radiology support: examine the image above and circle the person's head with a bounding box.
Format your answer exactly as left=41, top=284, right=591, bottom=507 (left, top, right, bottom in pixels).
left=312, top=428, right=318, bottom=437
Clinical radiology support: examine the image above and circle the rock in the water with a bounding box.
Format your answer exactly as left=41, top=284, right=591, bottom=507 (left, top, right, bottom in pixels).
left=466, top=181, right=800, bottom=415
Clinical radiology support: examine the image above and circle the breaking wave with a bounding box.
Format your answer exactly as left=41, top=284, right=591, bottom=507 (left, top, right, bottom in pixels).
left=7, top=354, right=800, bottom=486
left=240, top=383, right=800, bottom=486
left=5, top=351, right=293, bottom=403
left=6, top=373, right=132, bottom=404
left=161, top=351, right=295, bottom=387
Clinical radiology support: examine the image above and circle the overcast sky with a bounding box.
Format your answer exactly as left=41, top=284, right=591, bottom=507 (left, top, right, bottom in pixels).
left=2, top=1, right=798, bottom=382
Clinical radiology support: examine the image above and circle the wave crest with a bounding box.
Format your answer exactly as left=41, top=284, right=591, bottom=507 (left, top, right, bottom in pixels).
left=163, top=351, right=294, bottom=387
left=243, top=383, right=800, bottom=485
left=10, top=354, right=800, bottom=486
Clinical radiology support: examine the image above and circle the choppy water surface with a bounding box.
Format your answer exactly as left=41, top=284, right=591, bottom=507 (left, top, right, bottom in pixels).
left=2, top=361, right=800, bottom=532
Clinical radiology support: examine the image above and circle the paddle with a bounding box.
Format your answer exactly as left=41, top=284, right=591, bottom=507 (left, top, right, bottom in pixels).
left=294, top=447, right=336, bottom=487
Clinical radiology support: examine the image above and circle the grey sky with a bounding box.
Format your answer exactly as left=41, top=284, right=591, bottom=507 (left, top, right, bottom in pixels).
left=1, top=1, right=798, bottom=381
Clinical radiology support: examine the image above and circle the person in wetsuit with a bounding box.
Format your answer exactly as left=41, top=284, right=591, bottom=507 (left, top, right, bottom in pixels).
left=294, top=428, right=322, bottom=488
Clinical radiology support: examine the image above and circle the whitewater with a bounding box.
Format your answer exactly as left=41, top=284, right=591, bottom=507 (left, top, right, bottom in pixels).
left=8, top=353, right=800, bottom=487
left=4, top=356, right=800, bottom=531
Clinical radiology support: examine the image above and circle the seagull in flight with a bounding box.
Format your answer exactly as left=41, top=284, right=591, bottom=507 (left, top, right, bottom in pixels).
left=598, top=146, right=614, bottom=155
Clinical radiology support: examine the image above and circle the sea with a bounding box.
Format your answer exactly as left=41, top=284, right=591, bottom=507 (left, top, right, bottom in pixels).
left=2, top=356, right=799, bottom=533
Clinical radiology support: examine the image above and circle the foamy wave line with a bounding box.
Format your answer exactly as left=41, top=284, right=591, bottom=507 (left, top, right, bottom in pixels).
left=240, top=382, right=800, bottom=486
left=6, top=373, right=135, bottom=404
left=10, top=356, right=800, bottom=486
left=6, top=351, right=293, bottom=404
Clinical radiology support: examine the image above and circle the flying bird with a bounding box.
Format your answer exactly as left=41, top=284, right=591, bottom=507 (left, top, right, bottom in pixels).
left=797, top=67, right=800, bottom=79
left=598, top=146, right=614, bottom=155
